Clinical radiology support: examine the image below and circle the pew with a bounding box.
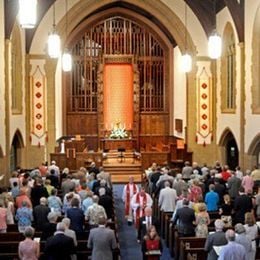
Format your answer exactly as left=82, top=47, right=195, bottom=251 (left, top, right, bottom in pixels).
left=179, top=237, right=206, bottom=260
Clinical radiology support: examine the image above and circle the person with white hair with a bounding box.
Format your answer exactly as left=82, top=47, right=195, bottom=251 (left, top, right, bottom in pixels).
left=85, top=195, right=107, bottom=226
left=234, top=223, right=252, bottom=256
left=204, top=219, right=227, bottom=260
left=218, top=229, right=247, bottom=260
left=18, top=226, right=40, bottom=260
left=33, top=197, right=50, bottom=231
left=44, top=222, right=75, bottom=260
left=16, top=200, right=33, bottom=233
left=172, top=173, right=188, bottom=197
left=158, top=181, right=177, bottom=212
left=48, top=160, right=60, bottom=177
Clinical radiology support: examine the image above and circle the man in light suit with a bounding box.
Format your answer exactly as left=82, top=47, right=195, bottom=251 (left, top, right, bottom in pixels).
left=204, top=219, right=227, bottom=260
left=88, top=216, right=118, bottom=260
left=158, top=181, right=177, bottom=212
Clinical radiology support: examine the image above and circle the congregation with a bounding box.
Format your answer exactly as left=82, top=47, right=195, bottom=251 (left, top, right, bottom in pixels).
left=0, top=159, right=260, bottom=259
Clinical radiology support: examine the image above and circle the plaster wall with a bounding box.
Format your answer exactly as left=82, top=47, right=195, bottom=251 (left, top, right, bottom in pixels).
left=9, top=27, right=26, bottom=149
left=173, top=46, right=186, bottom=139
left=216, top=7, right=241, bottom=148
left=162, top=0, right=208, bottom=56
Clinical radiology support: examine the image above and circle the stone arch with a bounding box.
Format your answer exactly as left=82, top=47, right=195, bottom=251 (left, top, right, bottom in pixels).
left=10, top=129, right=25, bottom=171
left=56, top=0, right=197, bottom=56
left=218, top=128, right=239, bottom=170
left=247, top=134, right=260, bottom=168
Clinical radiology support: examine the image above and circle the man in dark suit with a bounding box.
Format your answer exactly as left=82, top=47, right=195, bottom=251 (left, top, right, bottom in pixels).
left=87, top=216, right=117, bottom=260
left=234, top=186, right=253, bottom=224
left=172, top=199, right=195, bottom=237
left=204, top=219, right=227, bottom=260
left=33, top=197, right=50, bottom=231
left=44, top=222, right=75, bottom=260
left=98, top=187, right=114, bottom=220
left=138, top=206, right=160, bottom=241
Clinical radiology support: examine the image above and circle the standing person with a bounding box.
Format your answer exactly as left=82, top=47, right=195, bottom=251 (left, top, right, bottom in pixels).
left=182, top=161, right=193, bottom=181
left=227, top=171, right=241, bottom=199
left=204, top=219, right=227, bottom=260
left=158, top=181, right=177, bottom=213
left=234, top=186, right=253, bottom=224
left=44, top=222, right=75, bottom=260
left=172, top=199, right=196, bottom=237
left=0, top=201, right=7, bottom=233
left=16, top=201, right=33, bottom=233
left=33, top=197, right=50, bottom=231
left=205, top=184, right=219, bottom=212
left=244, top=212, right=258, bottom=260
left=234, top=223, right=252, bottom=256
left=142, top=225, right=162, bottom=260
left=219, top=194, right=233, bottom=228
left=218, top=229, right=247, bottom=260
left=18, top=227, right=40, bottom=260
left=87, top=216, right=117, bottom=260
left=241, top=170, right=254, bottom=194
left=138, top=207, right=160, bottom=241
left=188, top=179, right=202, bottom=203
left=66, top=198, right=85, bottom=233
left=195, top=204, right=210, bottom=237
left=131, top=186, right=153, bottom=228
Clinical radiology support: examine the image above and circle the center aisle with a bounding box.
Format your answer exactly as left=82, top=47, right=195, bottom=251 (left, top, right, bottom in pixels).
left=113, top=184, right=173, bottom=260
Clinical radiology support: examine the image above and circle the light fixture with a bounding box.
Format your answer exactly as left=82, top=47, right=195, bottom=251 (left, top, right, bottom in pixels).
left=62, top=0, right=72, bottom=71
left=181, top=2, right=192, bottom=73
left=19, top=0, right=37, bottom=28
left=48, top=2, right=61, bottom=58
left=208, top=0, right=222, bottom=59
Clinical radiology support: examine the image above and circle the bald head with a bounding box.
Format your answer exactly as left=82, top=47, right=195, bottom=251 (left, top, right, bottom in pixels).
left=225, top=229, right=236, bottom=242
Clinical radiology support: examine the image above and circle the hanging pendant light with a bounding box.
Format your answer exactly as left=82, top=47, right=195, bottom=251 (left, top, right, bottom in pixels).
left=208, top=0, right=222, bottom=59
left=48, top=2, right=60, bottom=58
left=62, top=50, right=72, bottom=71
left=62, top=0, right=72, bottom=71
left=180, top=2, right=192, bottom=73
left=19, top=0, right=37, bottom=28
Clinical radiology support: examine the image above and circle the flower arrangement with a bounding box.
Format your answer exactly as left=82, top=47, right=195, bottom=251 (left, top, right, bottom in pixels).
left=109, top=122, right=128, bottom=139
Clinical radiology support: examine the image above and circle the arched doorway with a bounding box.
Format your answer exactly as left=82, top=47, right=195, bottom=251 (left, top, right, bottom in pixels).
left=10, top=130, right=24, bottom=172
left=219, top=129, right=239, bottom=170
left=247, top=134, right=260, bottom=169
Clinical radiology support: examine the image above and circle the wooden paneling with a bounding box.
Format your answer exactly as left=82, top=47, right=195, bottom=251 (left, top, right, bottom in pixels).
left=140, top=114, right=169, bottom=135
left=67, top=113, right=98, bottom=135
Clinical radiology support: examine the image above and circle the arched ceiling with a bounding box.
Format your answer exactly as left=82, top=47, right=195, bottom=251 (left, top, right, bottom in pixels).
left=4, top=0, right=244, bottom=53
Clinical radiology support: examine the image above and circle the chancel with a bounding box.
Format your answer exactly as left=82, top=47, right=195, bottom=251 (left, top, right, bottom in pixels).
left=1, top=1, right=260, bottom=260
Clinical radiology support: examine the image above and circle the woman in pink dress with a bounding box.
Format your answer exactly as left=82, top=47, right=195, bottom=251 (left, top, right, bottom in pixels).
left=189, top=179, right=202, bottom=202
left=18, top=226, right=40, bottom=260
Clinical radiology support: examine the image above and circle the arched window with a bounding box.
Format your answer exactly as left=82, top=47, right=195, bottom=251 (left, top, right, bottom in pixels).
left=221, top=23, right=236, bottom=112
left=10, top=22, right=23, bottom=114
left=251, top=6, right=260, bottom=113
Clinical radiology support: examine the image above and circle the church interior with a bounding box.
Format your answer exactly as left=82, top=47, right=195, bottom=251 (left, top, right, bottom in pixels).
left=1, top=0, right=260, bottom=182
left=1, top=1, right=260, bottom=259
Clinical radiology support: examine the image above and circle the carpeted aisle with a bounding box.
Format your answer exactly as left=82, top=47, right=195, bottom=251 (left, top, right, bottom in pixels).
left=113, top=184, right=173, bottom=260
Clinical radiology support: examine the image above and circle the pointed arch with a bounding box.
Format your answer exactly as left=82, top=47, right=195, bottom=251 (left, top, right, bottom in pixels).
left=247, top=134, right=260, bottom=168
left=218, top=128, right=239, bottom=170
left=10, top=129, right=25, bottom=171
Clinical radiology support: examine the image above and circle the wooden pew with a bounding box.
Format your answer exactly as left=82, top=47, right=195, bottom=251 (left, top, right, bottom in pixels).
left=179, top=237, right=206, bottom=260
